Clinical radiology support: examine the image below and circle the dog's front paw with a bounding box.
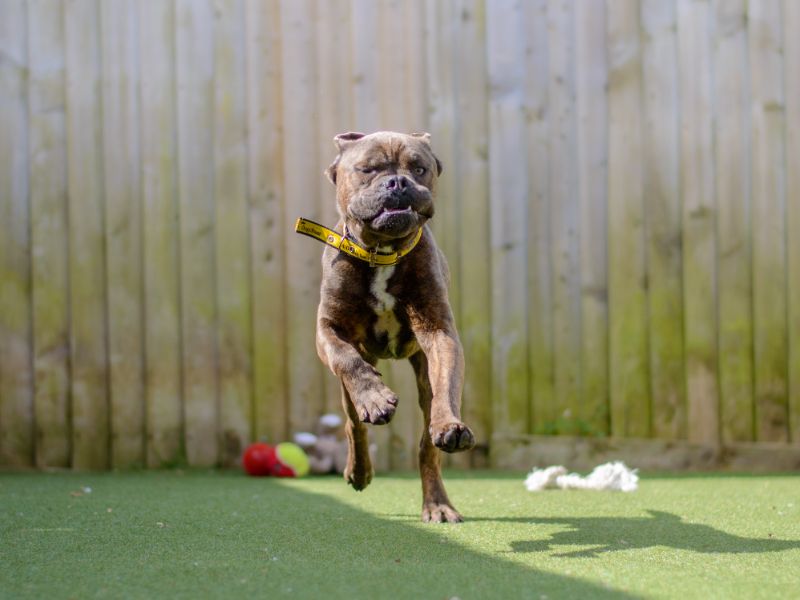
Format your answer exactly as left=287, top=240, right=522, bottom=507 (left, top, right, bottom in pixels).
left=430, top=421, right=475, bottom=453
left=355, top=384, right=398, bottom=425
left=422, top=501, right=463, bottom=523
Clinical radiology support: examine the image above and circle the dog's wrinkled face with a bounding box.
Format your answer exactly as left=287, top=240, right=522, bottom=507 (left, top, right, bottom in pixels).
left=326, top=131, right=442, bottom=245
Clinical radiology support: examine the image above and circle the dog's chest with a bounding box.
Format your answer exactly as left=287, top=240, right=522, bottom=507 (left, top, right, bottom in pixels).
left=368, top=266, right=405, bottom=357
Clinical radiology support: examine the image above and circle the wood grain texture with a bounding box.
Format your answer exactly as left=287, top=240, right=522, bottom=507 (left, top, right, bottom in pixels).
left=524, top=0, right=554, bottom=433
left=678, top=0, right=719, bottom=445
left=641, top=0, right=685, bottom=440
left=714, top=0, right=754, bottom=443
left=214, top=0, right=253, bottom=467
left=139, top=0, right=183, bottom=467
left=245, top=0, right=287, bottom=446
left=65, top=0, right=110, bottom=469
left=486, top=0, right=530, bottom=443
left=575, top=0, right=609, bottom=437
left=0, top=0, right=34, bottom=467
left=101, top=0, right=145, bottom=467
left=27, top=0, right=71, bottom=468
left=176, top=0, right=219, bottom=466
left=748, top=0, right=788, bottom=442
left=785, top=0, right=800, bottom=443
left=280, top=0, right=325, bottom=439
left=607, top=0, right=650, bottom=438
left=547, top=0, right=581, bottom=432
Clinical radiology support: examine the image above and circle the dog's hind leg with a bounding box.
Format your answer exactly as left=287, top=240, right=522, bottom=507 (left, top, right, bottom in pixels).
left=340, top=381, right=373, bottom=491
left=410, top=351, right=463, bottom=523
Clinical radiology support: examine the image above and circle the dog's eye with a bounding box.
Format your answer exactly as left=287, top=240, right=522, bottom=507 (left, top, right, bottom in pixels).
left=413, top=166, right=426, bottom=176
left=359, top=166, right=376, bottom=175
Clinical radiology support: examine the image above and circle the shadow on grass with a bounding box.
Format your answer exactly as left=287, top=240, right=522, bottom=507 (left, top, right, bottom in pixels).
left=1, top=472, right=637, bottom=599
left=485, top=511, right=800, bottom=558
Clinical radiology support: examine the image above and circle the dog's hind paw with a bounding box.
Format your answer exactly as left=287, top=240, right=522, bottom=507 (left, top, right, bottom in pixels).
left=422, top=502, right=463, bottom=524
left=344, top=463, right=373, bottom=491
left=430, top=421, right=475, bottom=453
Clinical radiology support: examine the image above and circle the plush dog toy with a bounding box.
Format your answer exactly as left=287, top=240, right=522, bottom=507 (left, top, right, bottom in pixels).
left=294, top=414, right=352, bottom=475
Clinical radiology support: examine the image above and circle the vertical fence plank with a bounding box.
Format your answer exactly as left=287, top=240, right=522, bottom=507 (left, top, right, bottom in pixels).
left=714, top=0, right=754, bottom=443
left=524, top=0, right=554, bottom=433
left=176, top=0, right=219, bottom=466
left=101, top=0, right=145, bottom=468
left=607, top=0, right=649, bottom=438
left=547, top=0, right=581, bottom=432
left=139, top=0, right=183, bottom=467
left=486, top=0, right=530, bottom=455
left=678, top=0, right=719, bottom=445
left=749, top=0, right=788, bottom=443
left=214, top=0, right=253, bottom=466
left=0, top=0, right=34, bottom=467
left=245, top=0, right=287, bottom=446
left=28, top=0, right=70, bottom=468
left=454, top=0, right=491, bottom=460
left=642, top=0, right=686, bottom=440
left=574, top=0, right=611, bottom=437
left=575, top=0, right=609, bottom=436
left=786, top=0, right=800, bottom=443
left=65, top=0, right=110, bottom=469
left=280, top=0, right=325, bottom=438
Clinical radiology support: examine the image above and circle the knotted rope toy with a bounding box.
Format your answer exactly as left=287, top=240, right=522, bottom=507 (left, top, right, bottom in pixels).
left=524, top=461, right=639, bottom=492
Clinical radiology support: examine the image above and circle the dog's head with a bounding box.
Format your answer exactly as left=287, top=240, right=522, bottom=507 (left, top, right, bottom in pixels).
left=325, top=131, right=443, bottom=246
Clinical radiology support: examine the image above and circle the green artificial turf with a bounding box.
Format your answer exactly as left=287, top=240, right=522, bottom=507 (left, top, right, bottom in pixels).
left=1, top=470, right=799, bottom=599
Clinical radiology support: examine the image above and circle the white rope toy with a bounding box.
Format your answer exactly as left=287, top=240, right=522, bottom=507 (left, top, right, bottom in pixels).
left=524, top=461, right=639, bottom=492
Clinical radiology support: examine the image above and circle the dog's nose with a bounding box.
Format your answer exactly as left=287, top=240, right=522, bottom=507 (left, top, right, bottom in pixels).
left=383, top=175, right=409, bottom=192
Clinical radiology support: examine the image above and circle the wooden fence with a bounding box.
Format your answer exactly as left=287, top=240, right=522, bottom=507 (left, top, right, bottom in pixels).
left=1, top=0, right=798, bottom=471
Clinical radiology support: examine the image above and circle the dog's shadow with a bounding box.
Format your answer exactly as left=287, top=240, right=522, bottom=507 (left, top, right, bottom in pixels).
left=480, top=510, right=800, bottom=558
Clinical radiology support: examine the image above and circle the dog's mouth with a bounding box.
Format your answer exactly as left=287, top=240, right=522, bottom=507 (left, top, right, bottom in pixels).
left=369, top=204, right=419, bottom=234
left=379, top=206, right=413, bottom=216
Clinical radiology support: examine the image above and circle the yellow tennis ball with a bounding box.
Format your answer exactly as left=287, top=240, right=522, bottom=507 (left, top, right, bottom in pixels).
left=273, top=442, right=310, bottom=477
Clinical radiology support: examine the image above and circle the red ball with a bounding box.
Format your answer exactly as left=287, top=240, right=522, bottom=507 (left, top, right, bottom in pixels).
left=242, top=443, right=277, bottom=476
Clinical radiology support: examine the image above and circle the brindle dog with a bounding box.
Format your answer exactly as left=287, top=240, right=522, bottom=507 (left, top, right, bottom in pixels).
left=314, top=131, right=475, bottom=523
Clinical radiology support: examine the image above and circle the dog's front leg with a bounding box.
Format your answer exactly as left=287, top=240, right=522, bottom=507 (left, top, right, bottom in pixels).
left=316, top=317, right=398, bottom=425
left=414, top=328, right=475, bottom=453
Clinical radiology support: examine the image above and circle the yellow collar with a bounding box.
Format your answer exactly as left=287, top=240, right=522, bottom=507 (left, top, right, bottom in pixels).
left=294, top=217, right=423, bottom=267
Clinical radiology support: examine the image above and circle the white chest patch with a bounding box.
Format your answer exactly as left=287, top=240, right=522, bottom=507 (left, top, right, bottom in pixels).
left=369, top=266, right=401, bottom=354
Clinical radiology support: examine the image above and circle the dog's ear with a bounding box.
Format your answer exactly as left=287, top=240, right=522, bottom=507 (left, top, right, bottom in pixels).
left=326, top=132, right=366, bottom=184
left=410, top=131, right=431, bottom=144
left=333, top=131, right=366, bottom=151
left=411, top=132, right=443, bottom=176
